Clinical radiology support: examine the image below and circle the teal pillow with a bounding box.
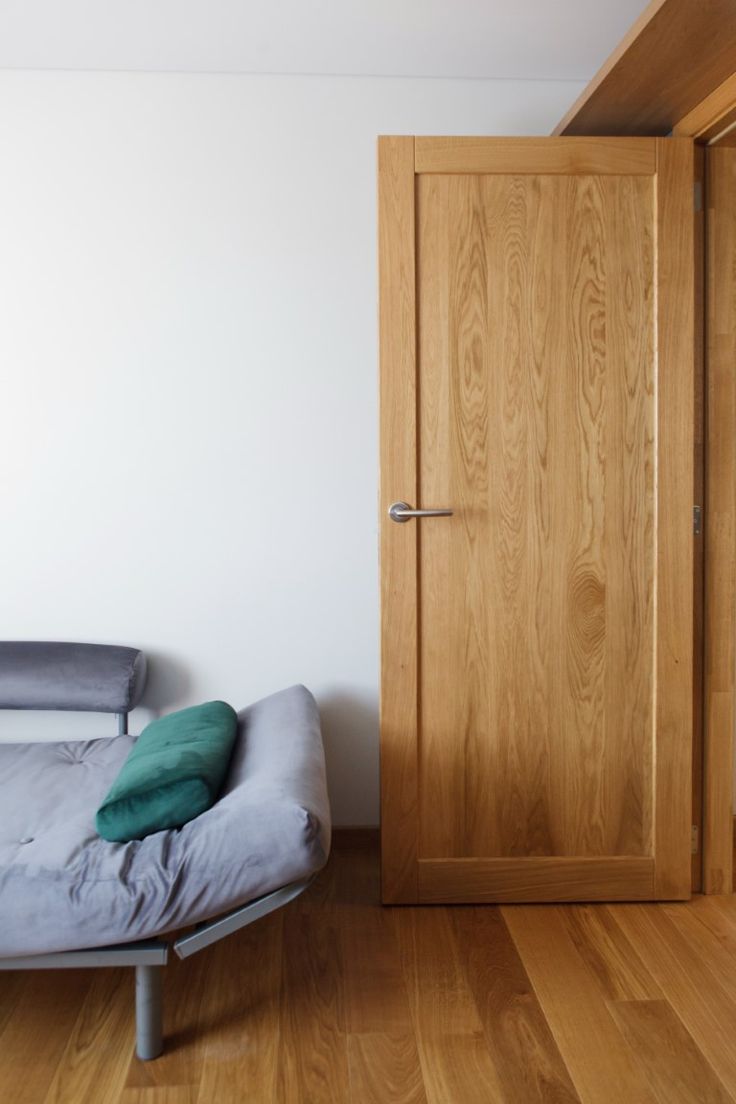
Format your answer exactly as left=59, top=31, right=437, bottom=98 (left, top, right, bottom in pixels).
left=95, top=700, right=238, bottom=842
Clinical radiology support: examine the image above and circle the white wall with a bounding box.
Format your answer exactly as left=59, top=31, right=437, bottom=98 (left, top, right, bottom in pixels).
left=0, top=71, right=583, bottom=825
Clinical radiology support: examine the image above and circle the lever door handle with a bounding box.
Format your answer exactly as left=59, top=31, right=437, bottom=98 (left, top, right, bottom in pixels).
left=388, top=501, right=454, bottom=523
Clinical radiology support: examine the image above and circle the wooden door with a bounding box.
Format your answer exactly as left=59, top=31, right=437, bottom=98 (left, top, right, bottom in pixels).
left=379, top=136, right=695, bottom=904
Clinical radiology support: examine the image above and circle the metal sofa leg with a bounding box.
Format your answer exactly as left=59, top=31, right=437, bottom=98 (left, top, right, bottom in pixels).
left=135, top=964, right=164, bottom=1060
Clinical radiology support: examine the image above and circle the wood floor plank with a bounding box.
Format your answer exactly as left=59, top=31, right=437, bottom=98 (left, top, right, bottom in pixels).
left=678, top=894, right=736, bottom=956
left=609, top=904, right=736, bottom=1097
left=195, top=913, right=283, bottom=1104
left=120, top=1088, right=198, bottom=1104
left=607, top=1000, right=734, bottom=1104
left=41, top=968, right=135, bottom=1104
left=417, top=1033, right=506, bottom=1104
left=392, top=906, right=484, bottom=1037
left=0, top=969, right=93, bottom=1104
left=0, top=971, right=28, bottom=1038
left=502, top=905, right=659, bottom=1104
left=276, top=907, right=350, bottom=1104
left=392, top=906, right=505, bottom=1099
left=663, top=900, right=736, bottom=1006
left=347, top=1033, right=427, bottom=1104
left=560, top=903, right=664, bottom=1000
left=337, top=835, right=414, bottom=1035
left=452, top=907, right=580, bottom=1104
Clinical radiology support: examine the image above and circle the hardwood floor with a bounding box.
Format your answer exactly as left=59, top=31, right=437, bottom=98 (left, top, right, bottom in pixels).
left=2, top=832, right=736, bottom=1103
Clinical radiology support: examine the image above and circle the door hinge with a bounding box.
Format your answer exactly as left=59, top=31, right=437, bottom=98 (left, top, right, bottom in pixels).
left=693, top=505, right=702, bottom=535
left=691, top=825, right=699, bottom=854
left=694, top=181, right=703, bottom=212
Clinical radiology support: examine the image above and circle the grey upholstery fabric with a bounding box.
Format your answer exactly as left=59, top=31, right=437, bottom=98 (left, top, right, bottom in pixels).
left=0, top=684, right=330, bottom=956
left=0, top=642, right=147, bottom=713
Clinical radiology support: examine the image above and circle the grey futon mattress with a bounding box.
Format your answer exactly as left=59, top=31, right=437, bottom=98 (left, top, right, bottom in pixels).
left=0, top=685, right=330, bottom=956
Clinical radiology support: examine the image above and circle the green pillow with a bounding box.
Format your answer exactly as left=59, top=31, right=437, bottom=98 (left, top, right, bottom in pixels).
left=96, top=700, right=238, bottom=842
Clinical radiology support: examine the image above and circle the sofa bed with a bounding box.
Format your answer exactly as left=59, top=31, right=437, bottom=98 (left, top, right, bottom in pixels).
left=0, top=642, right=331, bottom=1059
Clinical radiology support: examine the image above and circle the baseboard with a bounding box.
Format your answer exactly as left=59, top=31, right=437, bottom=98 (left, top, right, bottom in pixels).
left=332, top=826, right=380, bottom=849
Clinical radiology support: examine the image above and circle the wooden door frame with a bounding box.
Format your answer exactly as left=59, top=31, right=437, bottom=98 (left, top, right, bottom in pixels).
left=680, top=124, right=736, bottom=896
left=701, top=140, right=736, bottom=894
left=379, top=136, right=696, bottom=904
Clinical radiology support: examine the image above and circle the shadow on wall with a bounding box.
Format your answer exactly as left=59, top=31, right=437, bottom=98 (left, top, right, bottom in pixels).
left=317, top=688, right=379, bottom=829
left=138, top=651, right=193, bottom=717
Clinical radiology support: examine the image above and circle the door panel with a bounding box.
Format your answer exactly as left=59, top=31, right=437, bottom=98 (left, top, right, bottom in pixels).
left=380, top=137, right=694, bottom=904
left=418, top=171, right=655, bottom=862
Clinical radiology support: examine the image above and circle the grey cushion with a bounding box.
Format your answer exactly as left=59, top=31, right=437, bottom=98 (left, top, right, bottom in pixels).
left=0, top=642, right=147, bottom=713
left=0, top=684, right=330, bottom=956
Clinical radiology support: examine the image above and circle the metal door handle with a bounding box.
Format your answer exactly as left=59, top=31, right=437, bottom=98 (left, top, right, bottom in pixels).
left=388, top=501, right=454, bottom=523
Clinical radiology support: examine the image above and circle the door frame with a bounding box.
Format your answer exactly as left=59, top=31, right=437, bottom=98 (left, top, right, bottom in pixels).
left=379, top=135, right=697, bottom=904
left=701, top=140, right=736, bottom=894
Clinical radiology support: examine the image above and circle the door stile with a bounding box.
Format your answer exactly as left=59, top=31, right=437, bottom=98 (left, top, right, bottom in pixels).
left=379, top=136, right=420, bottom=903
left=653, top=137, right=695, bottom=899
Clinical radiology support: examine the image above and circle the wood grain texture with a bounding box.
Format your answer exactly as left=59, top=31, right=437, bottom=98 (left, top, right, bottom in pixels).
left=6, top=843, right=736, bottom=1104
left=703, top=145, right=736, bottom=894
left=502, top=905, right=660, bottom=1103
left=120, top=1090, right=198, bottom=1104
left=418, top=858, right=655, bottom=903
left=674, top=70, right=736, bottom=141
left=607, top=999, right=734, bottom=1104
left=560, top=904, right=664, bottom=1001
left=415, top=136, right=656, bottom=175
left=41, top=969, right=135, bottom=1104
left=346, top=1034, right=427, bottom=1104
left=553, top=0, right=736, bottom=137
left=653, top=138, right=695, bottom=899
left=391, top=906, right=484, bottom=1038
left=661, top=900, right=736, bottom=1007
left=0, top=970, right=93, bottom=1104
left=416, top=1034, right=506, bottom=1104
left=692, top=144, right=705, bottom=895
left=276, top=908, right=350, bottom=1103
left=452, top=907, right=581, bottom=1103
left=195, top=916, right=283, bottom=1104
left=380, top=135, right=695, bottom=903
left=378, top=135, right=419, bottom=904
left=610, top=903, right=736, bottom=1097
left=337, top=833, right=414, bottom=1035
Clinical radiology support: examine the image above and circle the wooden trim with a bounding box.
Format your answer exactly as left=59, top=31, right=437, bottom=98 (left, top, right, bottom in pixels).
left=553, top=0, right=736, bottom=138
left=653, top=138, right=695, bottom=900
left=703, top=146, right=736, bottom=895
left=414, top=137, right=656, bottom=176
left=418, top=857, right=655, bottom=903
left=674, top=71, right=736, bottom=142
left=692, top=144, right=705, bottom=895
left=378, top=136, right=419, bottom=904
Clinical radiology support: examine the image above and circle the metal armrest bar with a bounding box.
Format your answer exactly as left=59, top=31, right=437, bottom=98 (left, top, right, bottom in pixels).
left=173, top=876, right=313, bottom=960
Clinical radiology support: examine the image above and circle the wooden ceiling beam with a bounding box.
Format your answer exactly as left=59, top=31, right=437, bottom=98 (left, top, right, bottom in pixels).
left=673, top=70, right=736, bottom=141
left=554, top=0, right=736, bottom=137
